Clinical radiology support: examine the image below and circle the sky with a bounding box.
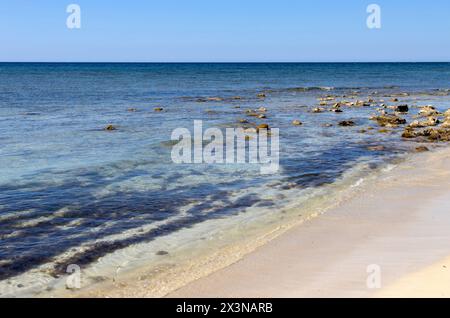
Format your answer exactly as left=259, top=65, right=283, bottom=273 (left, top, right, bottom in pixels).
left=0, top=0, right=449, bottom=62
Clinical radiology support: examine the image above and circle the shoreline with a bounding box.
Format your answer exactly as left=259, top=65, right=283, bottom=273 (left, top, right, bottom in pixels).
left=167, top=145, right=450, bottom=298
left=55, top=153, right=389, bottom=298
left=61, top=145, right=450, bottom=298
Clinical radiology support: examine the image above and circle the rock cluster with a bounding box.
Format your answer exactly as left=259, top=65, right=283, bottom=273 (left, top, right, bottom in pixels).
left=371, top=114, right=407, bottom=127
left=402, top=108, right=450, bottom=142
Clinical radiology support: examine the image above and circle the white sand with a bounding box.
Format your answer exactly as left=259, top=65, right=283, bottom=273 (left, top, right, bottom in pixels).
left=169, top=147, right=450, bottom=298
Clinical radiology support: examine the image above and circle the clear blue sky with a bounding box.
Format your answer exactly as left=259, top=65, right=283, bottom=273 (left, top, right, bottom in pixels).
left=0, top=0, right=449, bottom=62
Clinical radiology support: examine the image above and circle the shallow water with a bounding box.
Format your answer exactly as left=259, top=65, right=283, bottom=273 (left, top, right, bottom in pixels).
left=1, top=63, right=450, bottom=295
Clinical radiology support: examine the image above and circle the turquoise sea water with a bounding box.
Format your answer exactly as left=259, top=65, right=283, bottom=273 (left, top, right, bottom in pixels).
left=1, top=63, right=450, bottom=294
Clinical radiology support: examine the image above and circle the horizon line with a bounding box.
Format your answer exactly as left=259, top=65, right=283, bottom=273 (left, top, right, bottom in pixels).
left=1, top=61, right=450, bottom=64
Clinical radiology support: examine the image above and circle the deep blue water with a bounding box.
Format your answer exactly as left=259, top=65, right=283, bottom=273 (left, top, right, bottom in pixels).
left=1, top=63, right=450, bottom=285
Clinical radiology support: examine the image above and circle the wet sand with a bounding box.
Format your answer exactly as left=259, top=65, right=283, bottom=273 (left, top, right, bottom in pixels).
left=169, top=147, right=450, bottom=298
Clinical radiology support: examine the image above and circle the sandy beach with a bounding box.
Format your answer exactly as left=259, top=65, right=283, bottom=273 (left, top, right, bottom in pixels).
left=168, top=146, right=450, bottom=298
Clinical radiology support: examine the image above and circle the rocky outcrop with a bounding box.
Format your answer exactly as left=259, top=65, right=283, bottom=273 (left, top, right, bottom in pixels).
left=402, top=126, right=450, bottom=142
left=401, top=127, right=417, bottom=138
left=444, top=109, right=450, bottom=117
left=371, top=114, right=407, bottom=126
left=408, top=117, right=440, bottom=128
left=421, top=128, right=450, bottom=141
left=418, top=105, right=439, bottom=117
left=441, top=118, right=450, bottom=128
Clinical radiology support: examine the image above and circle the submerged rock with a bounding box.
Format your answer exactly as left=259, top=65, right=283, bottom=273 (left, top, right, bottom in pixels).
left=367, top=145, right=385, bottom=151
left=207, top=97, right=223, bottom=102
left=104, top=124, right=117, bottom=131
left=196, top=97, right=223, bottom=102
left=292, top=120, right=302, bottom=126
left=339, top=120, right=355, bottom=127
left=415, top=146, right=430, bottom=152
